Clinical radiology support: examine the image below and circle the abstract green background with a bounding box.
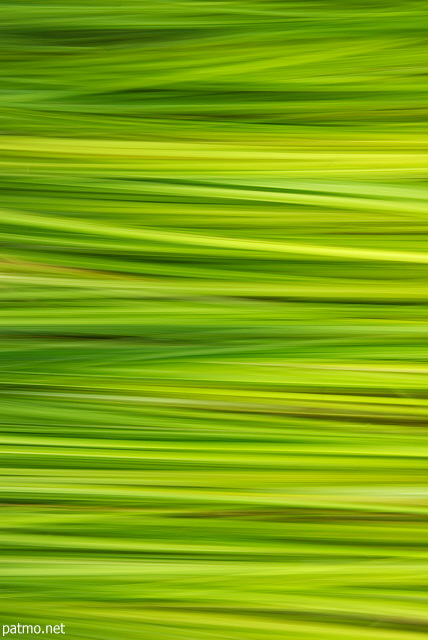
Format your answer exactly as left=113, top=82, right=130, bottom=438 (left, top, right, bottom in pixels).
left=2, top=1, right=428, bottom=639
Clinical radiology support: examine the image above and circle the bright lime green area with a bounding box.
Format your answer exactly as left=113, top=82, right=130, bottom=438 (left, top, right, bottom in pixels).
left=2, top=1, right=428, bottom=639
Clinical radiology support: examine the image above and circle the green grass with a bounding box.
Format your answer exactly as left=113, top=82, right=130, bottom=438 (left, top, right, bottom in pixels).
left=2, top=1, right=428, bottom=639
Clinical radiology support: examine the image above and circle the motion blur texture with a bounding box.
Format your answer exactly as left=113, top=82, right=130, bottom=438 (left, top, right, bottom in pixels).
left=2, top=1, right=428, bottom=639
